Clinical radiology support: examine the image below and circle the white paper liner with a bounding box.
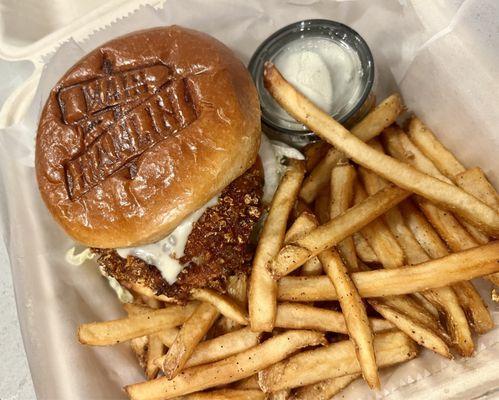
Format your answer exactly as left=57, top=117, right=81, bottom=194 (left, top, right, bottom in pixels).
left=0, top=1, right=497, bottom=399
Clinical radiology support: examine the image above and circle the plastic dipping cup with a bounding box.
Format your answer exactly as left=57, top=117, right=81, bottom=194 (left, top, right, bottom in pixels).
left=249, top=19, right=375, bottom=147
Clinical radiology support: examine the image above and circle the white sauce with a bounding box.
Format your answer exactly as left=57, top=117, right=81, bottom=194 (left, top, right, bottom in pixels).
left=268, top=36, right=363, bottom=129
left=116, top=195, right=219, bottom=285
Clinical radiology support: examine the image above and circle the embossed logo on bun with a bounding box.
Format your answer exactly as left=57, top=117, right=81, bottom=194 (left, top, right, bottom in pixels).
left=36, top=26, right=263, bottom=302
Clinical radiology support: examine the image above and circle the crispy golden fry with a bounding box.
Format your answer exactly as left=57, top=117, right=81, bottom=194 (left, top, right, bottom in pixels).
left=384, top=126, right=489, bottom=244
left=258, top=330, right=417, bottom=392
left=293, top=374, right=360, bottom=400
left=303, top=141, right=330, bottom=172
left=313, top=186, right=331, bottom=224
left=270, top=185, right=409, bottom=278
left=191, top=289, right=248, bottom=326
left=399, top=200, right=494, bottom=335
left=78, top=302, right=197, bottom=346
left=249, top=160, right=305, bottom=332
left=277, top=242, right=499, bottom=301
left=368, top=300, right=450, bottom=358
left=274, top=303, right=392, bottom=333
left=125, top=330, right=326, bottom=400
left=146, top=334, right=165, bottom=380
left=330, top=163, right=359, bottom=271
left=407, top=116, right=465, bottom=180
left=455, top=167, right=499, bottom=211
left=354, top=182, right=405, bottom=269
left=318, top=249, right=379, bottom=389
left=299, top=94, right=403, bottom=203
left=162, top=302, right=219, bottom=379
left=174, top=389, right=266, bottom=400
left=155, top=327, right=261, bottom=370
left=124, top=304, right=151, bottom=374
left=285, top=212, right=318, bottom=243
left=263, top=64, right=499, bottom=235
left=359, top=158, right=428, bottom=265
left=353, top=232, right=379, bottom=263
left=284, top=212, right=322, bottom=275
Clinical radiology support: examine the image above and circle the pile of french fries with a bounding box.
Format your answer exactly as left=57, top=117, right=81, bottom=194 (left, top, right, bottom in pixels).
left=77, top=63, right=499, bottom=400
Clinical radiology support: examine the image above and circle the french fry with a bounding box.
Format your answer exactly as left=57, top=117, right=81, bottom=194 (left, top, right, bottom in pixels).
left=173, top=389, right=266, bottom=400
left=274, top=303, right=392, bottom=333
left=318, top=249, right=379, bottom=389
left=284, top=212, right=322, bottom=275
left=277, top=242, right=499, bottom=301
left=291, top=199, right=314, bottom=221
left=78, top=302, right=198, bottom=346
left=353, top=232, right=379, bottom=263
left=455, top=167, right=499, bottom=211
left=292, top=374, right=360, bottom=400
left=162, top=302, right=219, bottom=379
left=124, top=304, right=151, bottom=374
left=258, top=330, right=417, bottom=392
left=233, top=375, right=260, bottom=390
left=249, top=160, right=305, bottom=332
left=368, top=300, right=450, bottom=358
left=125, top=330, right=326, bottom=400
left=191, top=289, right=248, bottom=325
left=263, top=63, right=499, bottom=235
left=330, top=162, right=359, bottom=270
left=400, top=200, right=494, bottom=335
left=155, top=327, right=261, bottom=370
left=303, top=141, right=330, bottom=172
left=313, top=186, right=330, bottom=224
left=268, top=390, right=291, bottom=400
left=270, top=185, right=409, bottom=279
left=354, top=182, right=405, bottom=269
left=406, top=116, right=465, bottom=181
left=384, top=125, right=489, bottom=244
left=299, top=94, right=403, bottom=203
left=146, top=334, right=165, bottom=380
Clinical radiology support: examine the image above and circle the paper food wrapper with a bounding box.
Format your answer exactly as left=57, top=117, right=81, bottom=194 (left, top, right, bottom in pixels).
left=0, top=1, right=498, bottom=399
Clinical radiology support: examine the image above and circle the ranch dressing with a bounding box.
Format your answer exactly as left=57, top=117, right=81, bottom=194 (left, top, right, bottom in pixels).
left=269, top=36, right=363, bottom=130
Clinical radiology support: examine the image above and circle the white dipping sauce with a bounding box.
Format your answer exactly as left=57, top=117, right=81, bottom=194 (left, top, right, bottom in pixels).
left=269, top=36, right=363, bottom=129
left=117, top=195, right=219, bottom=285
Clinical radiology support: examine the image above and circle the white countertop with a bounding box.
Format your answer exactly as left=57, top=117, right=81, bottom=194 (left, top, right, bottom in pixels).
left=0, top=239, right=36, bottom=400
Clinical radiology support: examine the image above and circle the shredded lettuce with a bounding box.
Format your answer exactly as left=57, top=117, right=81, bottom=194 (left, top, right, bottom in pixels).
left=65, top=247, right=95, bottom=265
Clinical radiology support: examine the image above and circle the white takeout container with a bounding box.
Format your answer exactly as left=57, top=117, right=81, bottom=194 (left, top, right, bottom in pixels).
left=0, top=0, right=498, bottom=399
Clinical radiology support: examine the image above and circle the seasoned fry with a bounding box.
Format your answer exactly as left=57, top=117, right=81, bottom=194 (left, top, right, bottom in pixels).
left=384, top=126, right=489, bottom=244
left=400, top=200, right=494, bottom=335
left=249, top=160, right=305, bottom=332
left=284, top=212, right=322, bottom=275
left=313, top=186, right=330, bottom=224
left=330, top=162, right=359, bottom=271
left=174, top=389, right=266, bottom=400
left=274, top=303, right=392, bottom=333
left=299, top=94, right=403, bottom=203
left=277, top=242, right=499, bottom=301
left=191, top=289, right=248, bottom=325
left=233, top=375, right=260, bottom=390
left=78, top=302, right=198, bottom=346
left=303, top=141, right=330, bottom=172
left=258, top=330, right=417, bottom=392
left=368, top=300, right=450, bottom=358
left=406, top=116, right=465, bottom=180
left=162, top=302, right=219, bottom=379
left=318, top=249, right=379, bottom=389
left=125, top=330, right=326, bottom=400
left=354, top=182, right=405, bottom=268
left=455, top=167, right=499, bottom=211
left=270, top=185, right=409, bottom=278
left=268, top=390, right=291, bottom=400
left=146, top=334, right=165, bottom=380
left=155, top=327, right=261, bottom=370
left=293, top=374, right=360, bottom=400
left=285, top=212, right=318, bottom=243
left=353, top=232, right=379, bottom=263
left=263, top=63, right=499, bottom=235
